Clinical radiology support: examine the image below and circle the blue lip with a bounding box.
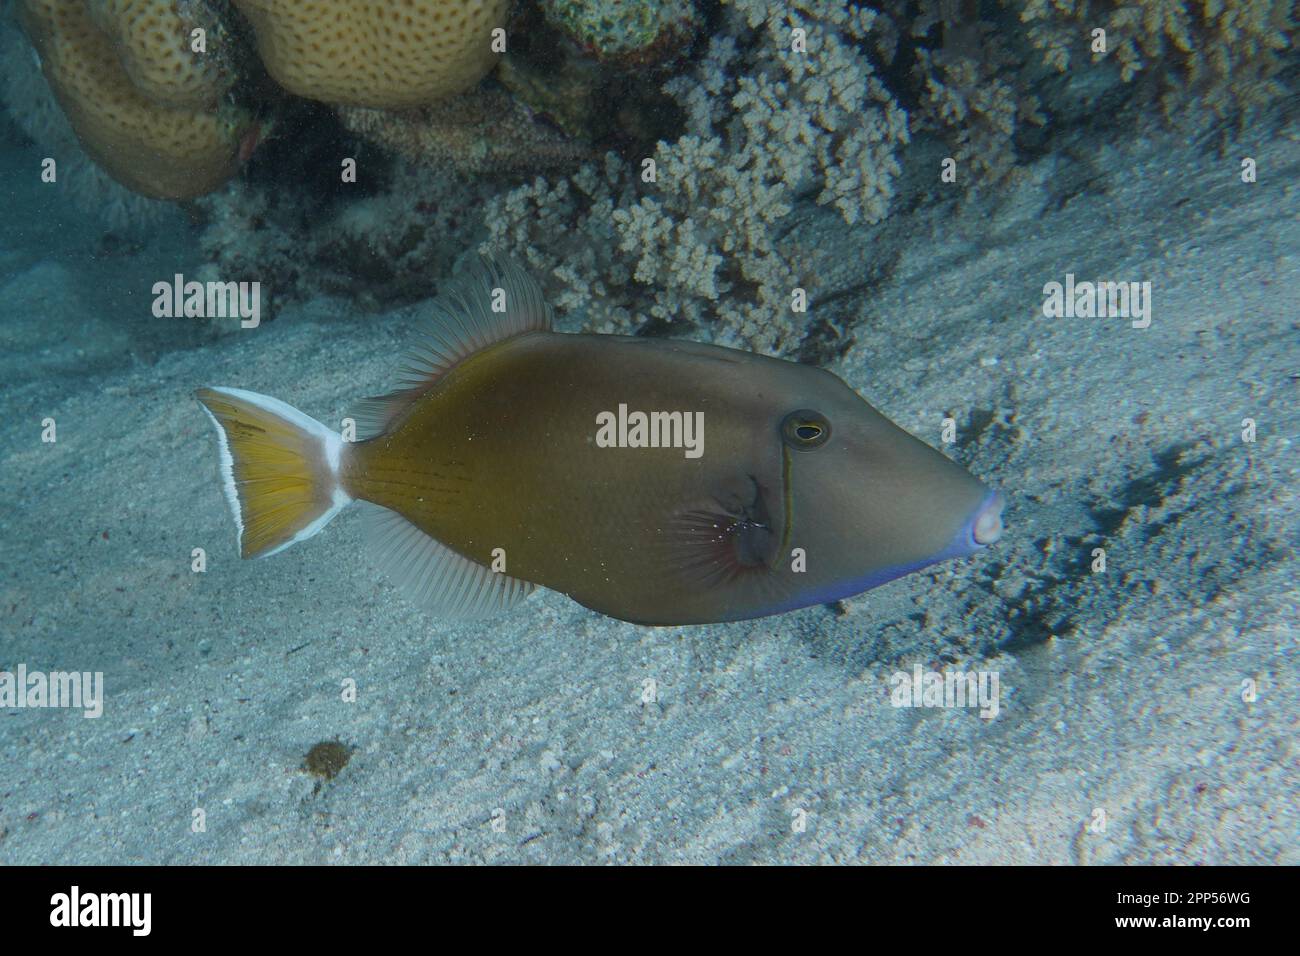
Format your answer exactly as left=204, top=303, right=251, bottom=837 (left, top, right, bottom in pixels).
left=946, top=490, right=1004, bottom=558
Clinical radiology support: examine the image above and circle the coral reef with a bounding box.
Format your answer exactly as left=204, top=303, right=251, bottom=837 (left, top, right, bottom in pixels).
left=230, top=0, right=510, bottom=108
left=17, top=0, right=257, bottom=200
left=483, top=0, right=910, bottom=353
left=195, top=159, right=492, bottom=314
left=492, top=0, right=691, bottom=150
left=0, top=4, right=170, bottom=225
left=863, top=0, right=1297, bottom=191
left=337, top=88, right=586, bottom=177
left=539, top=0, right=697, bottom=60
left=5, top=0, right=1292, bottom=338
left=888, top=1, right=1045, bottom=186
left=1015, top=0, right=1296, bottom=118
left=85, top=0, right=235, bottom=108
left=9, top=0, right=541, bottom=200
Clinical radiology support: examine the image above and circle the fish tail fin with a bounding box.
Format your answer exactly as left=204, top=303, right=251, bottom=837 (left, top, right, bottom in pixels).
left=194, top=386, right=352, bottom=558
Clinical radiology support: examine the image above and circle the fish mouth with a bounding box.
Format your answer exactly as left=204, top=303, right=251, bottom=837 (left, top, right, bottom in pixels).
left=937, top=490, right=1005, bottom=560
left=925, top=490, right=1004, bottom=562
left=949, top=491, right=1004, bottom=556
left=971, top=492, right=1004, bottom=546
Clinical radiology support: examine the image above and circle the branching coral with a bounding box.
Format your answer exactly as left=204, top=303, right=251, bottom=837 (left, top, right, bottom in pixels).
left=483, top=0, right=910, bottom=353
left=854, top=0, right=1293, bottom=185
left=1013, top=0, right=1296, bottom=118
left=898, top=1, right=1045, bottom=186
left=230, top=0, right=510, bottom=108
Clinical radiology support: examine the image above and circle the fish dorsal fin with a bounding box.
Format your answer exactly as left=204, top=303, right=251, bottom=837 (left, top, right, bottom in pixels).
left=353, top=257, right=552, bottom=438
left=359, top=502, right=535, bottom=619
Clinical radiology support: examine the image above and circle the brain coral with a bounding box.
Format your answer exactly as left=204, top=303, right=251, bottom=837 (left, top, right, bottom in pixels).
left=86, top=0, right=235, bottom=109
left=230, top=0, right=511, bottom=108
left=19, top=0, right=255, bottom=199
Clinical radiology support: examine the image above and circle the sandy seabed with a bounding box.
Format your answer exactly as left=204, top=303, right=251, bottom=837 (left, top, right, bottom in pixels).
left=0, top=120, right=1296, bottom=864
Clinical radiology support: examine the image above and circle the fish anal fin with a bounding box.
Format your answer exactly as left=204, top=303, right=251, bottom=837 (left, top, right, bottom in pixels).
left=359, top=502, right=534, bottom=619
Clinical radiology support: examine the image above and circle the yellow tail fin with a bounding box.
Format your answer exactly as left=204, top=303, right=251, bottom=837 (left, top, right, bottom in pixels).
left=195, top=387, right=351, bottom=558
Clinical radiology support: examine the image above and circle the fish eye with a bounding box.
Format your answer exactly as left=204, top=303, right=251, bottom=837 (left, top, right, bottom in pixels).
left=781, top=410, right=831, bottom=450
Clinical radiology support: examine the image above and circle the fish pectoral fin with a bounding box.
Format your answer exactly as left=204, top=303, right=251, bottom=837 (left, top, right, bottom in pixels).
left=658, top=476, right=782, bottom=588
left=359, top=502, right=535, bottom=619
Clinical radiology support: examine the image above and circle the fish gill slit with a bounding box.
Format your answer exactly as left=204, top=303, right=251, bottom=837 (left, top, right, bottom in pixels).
left=778, top=448, right=794, bottom=565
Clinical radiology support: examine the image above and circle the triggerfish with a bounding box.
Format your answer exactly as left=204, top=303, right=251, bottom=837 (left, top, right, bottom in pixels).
left=195, top=260, right=1003, bottom=625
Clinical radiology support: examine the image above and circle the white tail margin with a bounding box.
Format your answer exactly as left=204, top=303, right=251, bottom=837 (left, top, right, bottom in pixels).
left=194, top=386, right=352, bottom=558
